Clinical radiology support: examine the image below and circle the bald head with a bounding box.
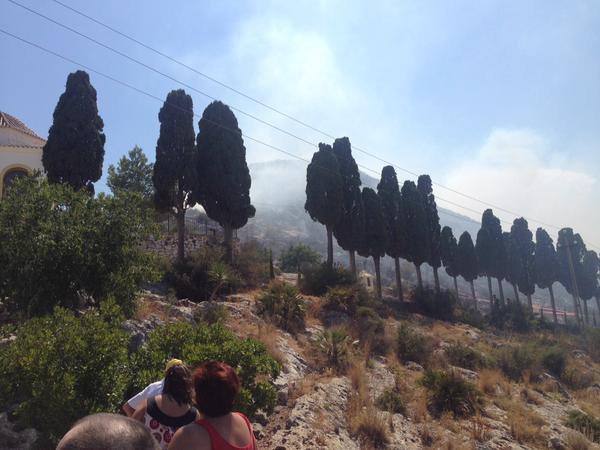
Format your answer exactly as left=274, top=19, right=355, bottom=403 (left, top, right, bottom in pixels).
left=57, top=413, right=160, bottom=450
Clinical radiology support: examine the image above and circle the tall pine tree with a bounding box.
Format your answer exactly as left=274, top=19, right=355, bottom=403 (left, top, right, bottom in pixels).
left=332, top=137, right=364, bottom=277
left=476, top=209, right=506, bottom=303
left=196, top=101, right=255, bottom=263
left=503, top=231, right=521, bottom=303
left=377, top=166, right=406, bottom=301
left=440, top=226, right=460, bottom=297
left=457, top=231, right=479, bottom=305
left=305, top=143, right=343, bottom=268
left=152, top=89, right=197, bottom=262
left=417, top=175, right=442, bottom=293
left=511, top=218, right=536, bottom=312
left=358, top=187, right=387, bottom=300
left=580, top=250, right=598, bottom=325
left=43, top=70, right=105, bottom=193
left=557, top=228, right=585, bottom=326
left=400, top=180, right=429, bottom=290
left=534, top=228, right=560, bottom=323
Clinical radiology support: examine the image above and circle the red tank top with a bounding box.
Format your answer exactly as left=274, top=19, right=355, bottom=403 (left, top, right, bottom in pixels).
left=194, top=413, right=255, bottom=450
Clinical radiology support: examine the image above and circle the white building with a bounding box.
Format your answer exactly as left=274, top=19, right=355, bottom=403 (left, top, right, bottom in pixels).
left=0, top=111, right=45, bottom=198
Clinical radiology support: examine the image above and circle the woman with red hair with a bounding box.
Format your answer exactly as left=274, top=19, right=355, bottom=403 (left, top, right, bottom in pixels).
left=168, top=361, right=255, bottom=450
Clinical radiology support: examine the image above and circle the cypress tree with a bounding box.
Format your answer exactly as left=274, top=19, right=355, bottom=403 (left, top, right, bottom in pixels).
left=332, top=137, right=364, bottom=277
left=400, top=180, right=429, bottom=290
left=511, top=218, right=536, bottom=312
left=557, top=228, right=585, bottom=326
left=152, top=89, right=197, bottom=262
left=440, top=226, right=460, bottom=297
left=457, top=231, right=479, bottom=305
left=580, top=250, right=598, bottom=325
left=196, top=101, right=255, bottom=263
left=305, top=143, right=343, bottom=268
left=417, top=175, right=442, bottom=293
left=377, top=166, right=406, bottom=301
left=503, top=231, right=521, bottom=303
left=43, top=70, right=105, bottom=193
left=476, top=209, right=506, bottom=304
left=534, top=228, right=560, bottom=323
left=357, top=187, right=387, bottom=300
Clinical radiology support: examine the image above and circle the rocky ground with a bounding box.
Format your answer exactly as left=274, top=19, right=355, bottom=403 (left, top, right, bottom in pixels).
left=125, top=279, right=600, bottom=450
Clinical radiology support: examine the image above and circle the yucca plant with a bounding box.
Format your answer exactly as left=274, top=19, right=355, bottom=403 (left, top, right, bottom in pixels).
left=318, top=328, right=350, bottom=373
left=257, top=282, right=306, bottom=333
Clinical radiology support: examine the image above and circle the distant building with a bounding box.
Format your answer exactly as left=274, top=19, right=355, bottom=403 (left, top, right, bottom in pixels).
left=0, top=111, right=45, bottom=198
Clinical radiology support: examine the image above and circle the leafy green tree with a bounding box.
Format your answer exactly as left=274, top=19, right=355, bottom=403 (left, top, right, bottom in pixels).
left=557, top=228, right=586, bottom=326
left=511, top=218, right=536, bottom=312
left=357, top=187, right=388, bottom=299
left=457, top=231, right=479, bottom=304
left=0, top=177, right=155, bottom=317
left=534, top=227, right=560, bottom=323
left=503, top=231, right=521, bottom=303
left=440, top=226, right=460, bottom=297
left=418, top=175, right=442, bottom=293
left=377, top=165, right=407, bottom=301
left=42, top=70, right=105, bottom=193
left=107, top=145, right=154, bottom=200
left=305, top=143, right=343, bottom=268
left=400, top=180, right=429, bottom=290
left=129, top=322, right=280, bottom=417
left=0, top=302, right=129, bottom=447
left=196, top=101, right=255, bottom=263
left=332, top=137, right=364, bottom=277
left=580, top=250, right=599, bottom=325
left=476, top=209, right=506, bottom=303
left=153, top=89, right=198, bottom=262
left=280, top=244, right=322, bottom=280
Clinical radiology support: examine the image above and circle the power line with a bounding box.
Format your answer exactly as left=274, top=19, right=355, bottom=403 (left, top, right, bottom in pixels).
left=2, top=25, right=598, bottom=251
left=0, top=27, right=484, bottom=234
left=46, top=0, right=571, bottom=233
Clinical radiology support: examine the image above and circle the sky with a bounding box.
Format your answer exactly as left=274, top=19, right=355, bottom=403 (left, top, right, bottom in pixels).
left=1, top=0, right=599, bottom=248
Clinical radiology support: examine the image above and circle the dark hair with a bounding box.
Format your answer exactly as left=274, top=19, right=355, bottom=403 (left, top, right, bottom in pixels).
left=193, top=361, right=240, bottom=417
left=57, top=413, right=161, bottom=450
left=162, top=363, right=192, bottom=405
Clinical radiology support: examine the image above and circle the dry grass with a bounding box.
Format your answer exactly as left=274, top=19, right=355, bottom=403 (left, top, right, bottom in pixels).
left=287, top=372, right=329, bottom=405
left=418, top=422, right=436, bottom=447
left=496, top=397, right=547, bottom=446
left=519, top=387, right=544, bottom=405
left=469, top=413, right=491, bottom=442
left=574, top=389, right=600, bottom=419
left=565, top=430, right=592, bottom=450
left=256, top=323, right=285, bottom=364
left=439, top=411, right=461, bottom=433
left=411, top=390, right=429, bottom=423
left=479, top=369, right=511, bottom=397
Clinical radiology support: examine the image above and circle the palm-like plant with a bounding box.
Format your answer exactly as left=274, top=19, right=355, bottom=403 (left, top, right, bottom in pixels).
left=318, top=329, right=350, bottom=373
left=208, top=261, right=237, bottom=301
left=257, top=282, right=306, bottom=332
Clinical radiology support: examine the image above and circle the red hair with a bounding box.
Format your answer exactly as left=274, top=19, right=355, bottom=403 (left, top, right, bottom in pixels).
left=193, top=361, right=240, bottom=417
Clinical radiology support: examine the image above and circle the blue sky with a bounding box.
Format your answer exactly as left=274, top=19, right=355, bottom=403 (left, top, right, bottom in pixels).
left=1, top=0, right=599, bottom=246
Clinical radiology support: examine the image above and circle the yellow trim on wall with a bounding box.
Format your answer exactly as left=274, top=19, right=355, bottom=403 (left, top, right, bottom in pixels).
left=0, top=163, right=32, bottom=198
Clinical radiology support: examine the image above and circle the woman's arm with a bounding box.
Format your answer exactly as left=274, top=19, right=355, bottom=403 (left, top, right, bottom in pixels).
left=131, top=399, right=147, bottom=423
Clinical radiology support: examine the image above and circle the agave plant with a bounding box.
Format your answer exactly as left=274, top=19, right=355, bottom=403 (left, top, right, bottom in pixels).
left=208, top=261, right=238, bottom=301
left=257, top=282, right=306, bottom=332
left=318, top=329, right=350, bottom=373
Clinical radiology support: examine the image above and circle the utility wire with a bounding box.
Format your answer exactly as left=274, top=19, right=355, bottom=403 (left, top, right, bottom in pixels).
left=46, top=0, right=570, bottom=232
left=1, top=24, right=598, bottom=251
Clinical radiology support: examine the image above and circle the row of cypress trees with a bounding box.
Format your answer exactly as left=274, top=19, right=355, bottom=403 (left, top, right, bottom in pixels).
left=304, top=139, right=600, bottom=327
left=42, top=71, right=255, bottom=263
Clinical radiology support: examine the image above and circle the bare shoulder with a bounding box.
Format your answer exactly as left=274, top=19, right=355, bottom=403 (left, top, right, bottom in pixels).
left=169, top=422, right=210, bottom=450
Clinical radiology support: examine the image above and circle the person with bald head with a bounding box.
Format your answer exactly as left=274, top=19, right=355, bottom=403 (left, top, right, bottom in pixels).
left=57, top=413, right=160, bottom=450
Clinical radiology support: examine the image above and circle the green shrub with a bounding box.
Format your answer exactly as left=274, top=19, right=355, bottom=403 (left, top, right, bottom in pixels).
left=421, top=369, right=483, bottom=418
left=355, top=306, right=388, bottom=355
left=566, top=410, right=600, bottom=444
left=0, top=301, right=129, bottom=447
left=445, top=342, right=489, bottom=370
left=540, top=346, right=567, bottom=377
left=317, top=329, right=350, bottom=373
left=457, top=305, right=487, bottom=329
left=396, top=323, right=432, bottom=364
left=322, top=285, right=370, bottom=316
left=489, top=298, right=535, bottom=332
left=129, top=321, right=280, bottom=417
left=166, top=246, right=242, bottom=301
left=194, top=302, right=229, bottom=325
left=279, top=244, right=321, bottom=273
left=584, top=328, right=600, bottom=363
left=495, top=343, right=541, bottom=381
left=300, top=263, right=354, bottom=296
left=233, top=241, right=272, bottom=287
left=257, top=282, right=306, bottom=333
left=0, top=177, right=156, bottom=317
left=413, top=288, right=457, bottom=320
left=375, top=388, right=406, bottom=414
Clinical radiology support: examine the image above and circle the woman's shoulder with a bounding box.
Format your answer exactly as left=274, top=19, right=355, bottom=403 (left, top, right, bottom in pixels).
left=169, top=421, right=210, bottom=450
